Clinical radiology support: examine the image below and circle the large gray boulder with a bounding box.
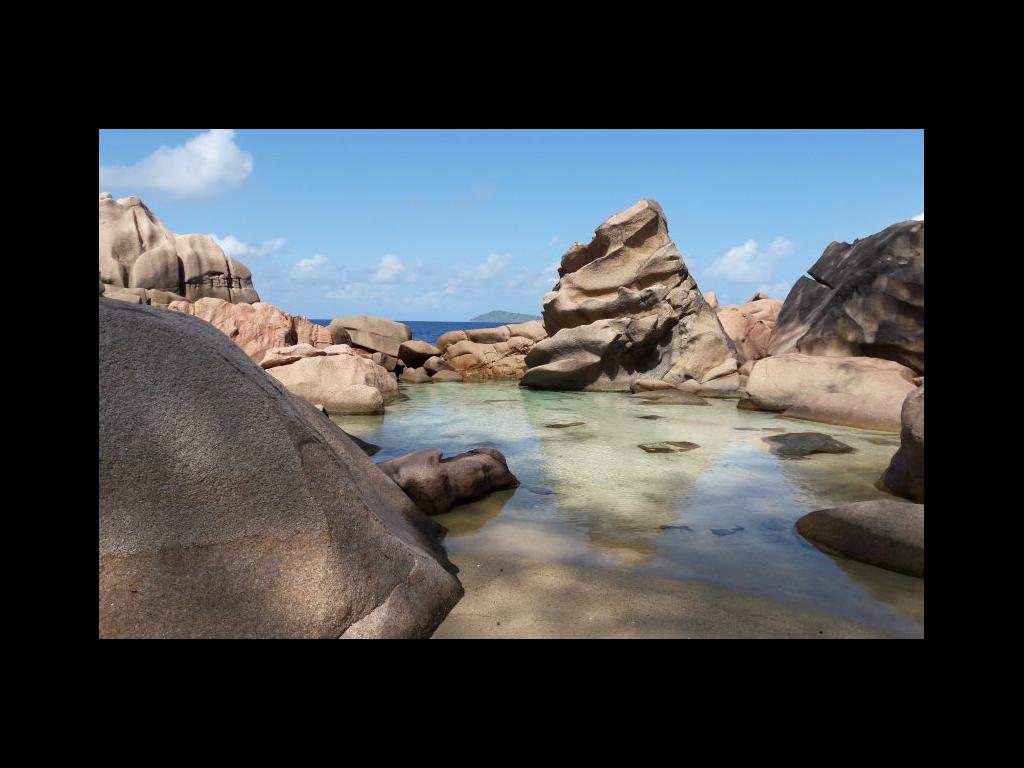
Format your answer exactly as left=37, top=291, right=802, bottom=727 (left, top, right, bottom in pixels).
left=879, top=385, right=925, bottom=502
left=522, top=199, right=738, bottom=391
left=768, top=220, right=924, bottom=373
left=99, top=193, right=259, bottom=304
left=99, top=298, right=462, bottom=638
left=378, top=448, right=519, bottom=515
left=796, top=499, right=924, bottom=578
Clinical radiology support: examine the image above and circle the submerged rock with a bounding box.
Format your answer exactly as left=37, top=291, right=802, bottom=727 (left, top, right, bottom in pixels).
left=378, top=448, right=520, bottom=515
left=762, top=432, right=855, bottom=457
left=522, top=199, right=738, bottom=391
left=638, top=441, right=699, bottom=453
left=796, top=499, right=924, bottom=578
left=768, top=220, right=924, bottom=373
left=632, top=390, right=709, bottom=406
left=879, top=385, right=925, bottom=502
left=99, top=298, right=462, bottom=638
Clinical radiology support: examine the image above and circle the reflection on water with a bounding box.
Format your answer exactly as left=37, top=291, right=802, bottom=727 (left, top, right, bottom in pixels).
left=332, top=382, right=923, bottom=637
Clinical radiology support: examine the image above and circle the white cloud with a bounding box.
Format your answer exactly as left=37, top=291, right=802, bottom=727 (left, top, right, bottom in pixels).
left=371, top=254, right=416, bottom=284
left=100, top=129, right=254, bottom=201
left=472, top=253, right=510, bottom=280
left=754, top=281, right=792, bottom=300
left=289, top=254, right=330, bottom=280
left=703, top=236, right=794, bottom=284
left=912, top=212, right=924, bottom=221
left=549, top=235, right=560, bottom=246
left=214, top=234, right=286, bottom=258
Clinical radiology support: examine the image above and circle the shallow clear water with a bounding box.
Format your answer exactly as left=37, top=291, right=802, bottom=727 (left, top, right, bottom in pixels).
left=332, top=382, right=923, bottom=637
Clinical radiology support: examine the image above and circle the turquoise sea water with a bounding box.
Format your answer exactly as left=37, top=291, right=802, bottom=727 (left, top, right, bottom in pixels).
left=332, top=382, right=924, bottom=638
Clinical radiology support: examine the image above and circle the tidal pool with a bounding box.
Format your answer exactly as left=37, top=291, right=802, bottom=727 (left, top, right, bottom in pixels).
left=332, top=382, right=924, bottom=638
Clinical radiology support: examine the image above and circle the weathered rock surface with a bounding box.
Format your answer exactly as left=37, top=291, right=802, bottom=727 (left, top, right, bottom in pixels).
left=259, top=343, right=326, bottom=369
left=167, top=298, right=330, bottom=364
left=716, top=291, right=784, bottom=364
left=398, top=340, right=441, bottom=368
left=378, top=448, right=519, bottom=515
left=400, top=367, right=432, bottom=384
left=879, top=385, right=925, bottom=502
left=744, top=353, right=916, bottom=431
left=99, top=193, right=259, bottom=304
left=328, top=316, right=411, bottom=356
left=99, top=297, right=462, bottom=638
left=522, top=200, right=738, bottom=391
left=430, top=369, right=464, bottom=382
left=761, top=432, right=855, bottom=457
left=265, top=348, right=399, bottom=411
left=440, top=321, right=548, bottom=381
left=796, top=500, right=924, bottom=578
left=423, top=355, right=452, bottom=374
left=768, top=220, right=924, bottom=373
left=371, top=352, right=402, bottom=372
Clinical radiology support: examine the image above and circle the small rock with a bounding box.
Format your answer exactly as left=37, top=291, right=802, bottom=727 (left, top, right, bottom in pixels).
left=761, top=432, right=854, bottom=457
left=638, top=441, right=699, bottom=453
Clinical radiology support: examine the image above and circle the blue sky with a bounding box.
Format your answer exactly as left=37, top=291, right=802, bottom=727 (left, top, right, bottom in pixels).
left=98, top=129, right=923, bottom=319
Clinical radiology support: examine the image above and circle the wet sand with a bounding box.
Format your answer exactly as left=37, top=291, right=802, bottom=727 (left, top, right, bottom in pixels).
left=434, top=553, right=918, bottom=639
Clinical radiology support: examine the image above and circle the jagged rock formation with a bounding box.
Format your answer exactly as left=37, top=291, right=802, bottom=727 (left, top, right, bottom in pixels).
left=99, top=297, right=462, bottom=638
left=521, top=200, right=738, bottom=391
left=716, top=291, right=784, bottom=364
left=879, top=385, right=924, bottom=502
left=99, top=192, right=259, bottom=304
left=768, top=220, right=924, bottom=373
left=439, top=321, right=548, bottom=380
left=167, top=297, right=331, bottom=363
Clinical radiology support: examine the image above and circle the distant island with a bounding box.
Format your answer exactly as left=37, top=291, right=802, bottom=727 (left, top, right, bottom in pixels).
left=471, top=310, right=542, bottom=323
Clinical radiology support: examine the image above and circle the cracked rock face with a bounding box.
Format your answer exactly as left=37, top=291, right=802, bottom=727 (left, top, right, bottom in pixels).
left=521, top=199, right=738, bottom=391
left=99, top=298, right=462, bottom=638
left=99, top=193, right=260, bottom=304
left=768, top=220, right=924, bottom=373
